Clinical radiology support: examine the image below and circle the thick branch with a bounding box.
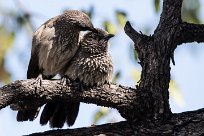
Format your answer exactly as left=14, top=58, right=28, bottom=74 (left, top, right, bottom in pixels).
left=124, top=21, right=151, bottom=50
left=177, top=22, right=204, bottom=45
left=125, top=20, right=172, bottom=121
left=162, top=0, right=183, bottom=18
left=0, top=79, right=137, bottom=120
left=156, top=0, right=182, bottom=31
left=124, top=21, right=143, bottom=43
left=29, top=121, right=133, bottom=136
left=28, top=108, right=204, bottom=136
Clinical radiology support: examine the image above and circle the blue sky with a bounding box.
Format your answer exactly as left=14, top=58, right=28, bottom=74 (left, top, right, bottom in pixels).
left=0, top=0, right=204, bottom=135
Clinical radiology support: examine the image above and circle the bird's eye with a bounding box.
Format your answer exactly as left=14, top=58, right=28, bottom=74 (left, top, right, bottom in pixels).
left=88, top=34, right=93, bottom=39
left=96, top=37, right=100, bottom=41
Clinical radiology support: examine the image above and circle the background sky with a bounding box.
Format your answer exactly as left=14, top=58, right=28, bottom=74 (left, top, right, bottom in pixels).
left=0, top=0, right=204, bottom=136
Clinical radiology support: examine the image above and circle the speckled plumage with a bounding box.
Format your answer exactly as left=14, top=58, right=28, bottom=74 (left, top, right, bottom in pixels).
left=17, top=10, right=95, bottom=128
left=61, top=29, right=114, bottom=86
left=40, top=29, right=113, bottom=128
left=54, top=28, right=113, bottom=128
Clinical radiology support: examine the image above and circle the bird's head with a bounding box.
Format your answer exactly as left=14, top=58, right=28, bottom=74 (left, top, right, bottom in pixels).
left=63, top=10, right=96, bottom=32
left=80, top=28, right=114, bottom=54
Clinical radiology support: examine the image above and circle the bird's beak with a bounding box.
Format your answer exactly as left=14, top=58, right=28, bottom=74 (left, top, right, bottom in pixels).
left=103, top=34, right=115, bottom=41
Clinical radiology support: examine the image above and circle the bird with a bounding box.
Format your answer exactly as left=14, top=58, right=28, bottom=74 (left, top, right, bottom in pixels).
left=60, top=28, right=114, bottom=86
left=62, top=28, right=114, bottom=127
left=40, top=28, right=114, bottom=128
left=16, top=10, right=96, bottom=127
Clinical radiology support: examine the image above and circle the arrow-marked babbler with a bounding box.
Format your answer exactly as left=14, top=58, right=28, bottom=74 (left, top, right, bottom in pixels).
left=17, top=10, right=96, bottom=128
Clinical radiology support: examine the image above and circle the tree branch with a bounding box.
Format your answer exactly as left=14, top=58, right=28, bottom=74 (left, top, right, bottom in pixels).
left=28, top=121, right=133, bottom=136
left=0, top=79, right=138, bottom=120
left=177, top=22, right=204, bottom=45
left=27, top=108, right=204, bottom=136
left=162, top=0, right=183, bottom=18
left=124, top=21, right=143, bottom=43
left=124, top=21, right=151, bottom=50
left=156, top=0, right=182, bottom=31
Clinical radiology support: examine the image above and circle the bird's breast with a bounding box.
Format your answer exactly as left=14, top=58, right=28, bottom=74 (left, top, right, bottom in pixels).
left=64, top=53, right=113, bottom=86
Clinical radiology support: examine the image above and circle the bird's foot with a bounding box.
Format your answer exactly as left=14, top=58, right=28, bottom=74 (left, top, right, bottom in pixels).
left=73, top=79, right=84, bottom=92
left=60, top=77, right=82, bottom=92
left=104, top=81, right=112, bottom=88
left=61, top=76, right=71, bottom=86
left=32, top=74, right=43, bottom=88
left=11, top=75, right=43, bottom=111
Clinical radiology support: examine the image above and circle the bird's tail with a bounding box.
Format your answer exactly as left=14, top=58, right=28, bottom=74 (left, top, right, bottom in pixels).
left=66, top=101, right=80, bottom=126
left=17, top=108, right=40, bottom=122
left=40, top=101, right=80, bottom=128
left=40, top=101, right=58, bottom=126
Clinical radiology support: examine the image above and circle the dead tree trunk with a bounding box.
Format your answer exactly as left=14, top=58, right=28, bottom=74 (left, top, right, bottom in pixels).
left=1, top=0, right=204, bottom=135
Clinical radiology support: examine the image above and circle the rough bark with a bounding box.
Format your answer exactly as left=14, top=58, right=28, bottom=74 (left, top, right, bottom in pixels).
left=29, top=108, right=204, bottom=136
left=0, top=79, right=137, bottom=120
left=178, top=22, right=204, bottom=44
left=0, top=0, right=204, bottom=135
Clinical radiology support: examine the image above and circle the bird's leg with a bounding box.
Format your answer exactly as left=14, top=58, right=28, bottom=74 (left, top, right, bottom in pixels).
left=11, top=74, right=43, bottom=111
left=61, top=77, right=83, bottom=92
left=17, top=74, right=43, bottom=109
left=35, top=74, right=43, bottom=88
left=61, top=75, right=71, bottom=86
left=104, top=80, right=112, bottom=88
left=73, top=79, right=84, bottom=92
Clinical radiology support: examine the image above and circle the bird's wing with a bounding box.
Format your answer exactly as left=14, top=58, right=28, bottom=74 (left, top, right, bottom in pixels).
left=19, top=16, right=60, bottom=122
left=27, top=17, right=58, bottom=79
left=27, top=50, right=40, bottom=79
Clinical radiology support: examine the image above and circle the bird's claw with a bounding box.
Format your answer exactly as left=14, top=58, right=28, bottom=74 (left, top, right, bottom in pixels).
left=60, top=77, right=83, bottom=92
left=32, top=74, right=43, bottom=88
left=72, top=79, right=84, bottom=92
left=61, top=76, right=71, bottom=86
